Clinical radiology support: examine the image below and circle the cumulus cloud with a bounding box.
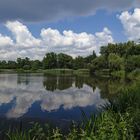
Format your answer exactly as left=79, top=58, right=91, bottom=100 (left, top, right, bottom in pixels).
left=119, top=8, right=140, bottom=41
left=0, top=0, right=139, bottom=22
left=0, top=21, right=113, bottom=60
left=6, top=21, right=41, bottom=47
left=41, top=27, right=113, bottom=57
left=0, top=34, right=14, bottom=47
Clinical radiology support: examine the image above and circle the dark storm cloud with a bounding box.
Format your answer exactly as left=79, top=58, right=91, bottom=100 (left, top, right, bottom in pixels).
left=0, top=0, right=139, bottom=22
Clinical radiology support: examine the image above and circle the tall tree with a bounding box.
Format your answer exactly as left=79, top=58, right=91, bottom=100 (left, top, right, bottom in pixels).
left=73, top=56, right=85, bottom=69
left=57, top=53, right=73, bottom=68
left=85, top=50, right=97, bottom=64
left=43, top=52, right=57, bottom=69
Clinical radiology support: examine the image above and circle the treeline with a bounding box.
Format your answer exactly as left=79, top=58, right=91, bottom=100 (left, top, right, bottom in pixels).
left=90, top=41, right=140, bottom=77
left=0, top=51, right=96, bottom=70
left=0, top=41, right=140, bottom=74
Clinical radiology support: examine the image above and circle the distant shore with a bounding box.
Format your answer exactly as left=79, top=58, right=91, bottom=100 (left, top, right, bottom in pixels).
left=0, top=69, right=139, bottom=80
left=0, top=68, right=90, bottom=75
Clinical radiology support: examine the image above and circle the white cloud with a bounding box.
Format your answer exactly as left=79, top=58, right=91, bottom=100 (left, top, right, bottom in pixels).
left=39, top=25, right=113, bottom=57
left=0, top=21, right=114, bottom=60
left=0, top=34, right=13, bottom=48
left=6, top=21, right=41, bottom=48
left=119, top=8, right=140, bottom=41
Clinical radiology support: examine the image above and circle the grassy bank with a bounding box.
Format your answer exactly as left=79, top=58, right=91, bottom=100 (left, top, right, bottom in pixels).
left=0, top=68, right=90, bottom=76
left=6, top=80, right=140, bottom=140
left=0, top=68, right=139, bottom=80
left=92, top=69, right=140, bottom=81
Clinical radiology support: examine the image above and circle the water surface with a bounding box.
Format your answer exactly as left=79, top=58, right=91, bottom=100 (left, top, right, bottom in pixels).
left=0, top=73, right=129, bottom=132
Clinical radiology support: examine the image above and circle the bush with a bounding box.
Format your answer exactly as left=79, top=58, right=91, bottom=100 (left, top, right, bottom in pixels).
left=127, top=69, right=140, bottom=80
left=111, top=70, right=125, bottom=79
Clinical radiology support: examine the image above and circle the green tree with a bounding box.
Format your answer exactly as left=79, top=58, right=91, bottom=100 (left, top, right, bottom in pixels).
left=91, top=55, right=108, bottom=71
left=125, top=55, right=140, bottom=72
left=73, top=56, right=85, bottom=69
left=0, top=60, right=7, bottom=69
left=85, top=50, right=97, bottom=64
left=7, top=61, right=17, bottom=69
left=31, top=60, right=42, bottom=70
left=23, top=57, right=31, bottom=70
left=43, top=52, right=57, bottom=69
left=108, top=53, right=124, bottom=72
left=17, top=58, right=24, bottom=68
left=57, top=53, right=73, bottom=68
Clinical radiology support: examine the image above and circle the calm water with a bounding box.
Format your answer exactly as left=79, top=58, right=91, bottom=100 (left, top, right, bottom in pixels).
left=0, top=73, right=130, bottom=133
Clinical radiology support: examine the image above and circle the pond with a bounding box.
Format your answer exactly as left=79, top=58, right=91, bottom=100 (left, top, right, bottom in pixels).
left=0, top=73, right=131, bottom=134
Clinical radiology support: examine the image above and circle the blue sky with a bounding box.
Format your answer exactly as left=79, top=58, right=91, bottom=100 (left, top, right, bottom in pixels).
left=34, top=11, right=126, bottom=41
left=0, top=10, right=126, bottom=41
left=0, top=0, right=140, bottom=60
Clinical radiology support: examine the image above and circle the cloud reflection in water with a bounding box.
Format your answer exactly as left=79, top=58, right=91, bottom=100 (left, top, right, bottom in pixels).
left=0, top=74, right=107, bottom=118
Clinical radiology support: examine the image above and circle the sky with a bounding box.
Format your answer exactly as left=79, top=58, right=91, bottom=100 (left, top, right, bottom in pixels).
left=0, top=0, right=140, bottom=60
